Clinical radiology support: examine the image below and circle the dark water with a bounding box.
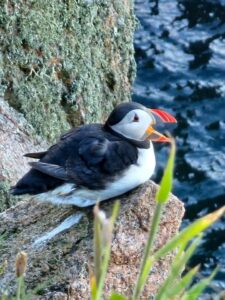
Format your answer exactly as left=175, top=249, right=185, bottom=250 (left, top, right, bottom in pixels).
left=133, top=0, right=225, bottom=295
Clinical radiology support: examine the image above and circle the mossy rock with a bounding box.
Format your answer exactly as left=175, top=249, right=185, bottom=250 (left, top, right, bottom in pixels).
left=1, top=0, right=136, bottom=142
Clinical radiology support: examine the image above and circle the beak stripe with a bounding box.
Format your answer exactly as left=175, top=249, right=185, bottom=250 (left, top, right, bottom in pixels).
left=150, top=109, right=177, bottom=123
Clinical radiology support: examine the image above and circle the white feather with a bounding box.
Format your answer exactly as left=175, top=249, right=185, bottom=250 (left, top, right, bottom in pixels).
left=35, top=144, right=156, bottom=207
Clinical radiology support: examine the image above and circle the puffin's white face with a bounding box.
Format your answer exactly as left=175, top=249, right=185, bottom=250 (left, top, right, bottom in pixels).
left=107, top=102, right=177, bottom=142
left=110, top=109, right=155, bottom=141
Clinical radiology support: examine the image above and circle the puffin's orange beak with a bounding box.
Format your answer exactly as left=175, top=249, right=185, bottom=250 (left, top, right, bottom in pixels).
left=146, top=108, right=177, bottom=143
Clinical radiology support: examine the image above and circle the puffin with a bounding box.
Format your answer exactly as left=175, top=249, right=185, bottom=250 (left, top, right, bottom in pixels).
left=11, top=102, right=177, bottom=207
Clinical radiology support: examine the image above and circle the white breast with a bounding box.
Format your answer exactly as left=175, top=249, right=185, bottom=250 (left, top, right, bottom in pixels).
left=36, top=143, right=156, bottom=207
left=101, top=143, right=156, bottom=199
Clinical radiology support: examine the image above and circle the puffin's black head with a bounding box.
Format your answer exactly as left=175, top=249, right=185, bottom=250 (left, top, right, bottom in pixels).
left=105, top=102, right=177, bottom=142
left=106, top=102, right=147, bottom=127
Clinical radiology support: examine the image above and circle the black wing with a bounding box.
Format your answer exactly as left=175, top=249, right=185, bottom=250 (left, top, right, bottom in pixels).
left=11, top=125, right=138, bottom=195
left=65, top=136, right=138, bottom=189
left=28, top=162, right=68, bottom=181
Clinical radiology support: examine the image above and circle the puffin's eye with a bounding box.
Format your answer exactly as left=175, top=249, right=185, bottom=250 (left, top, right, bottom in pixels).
left=133, top=114, right=139, bottom=122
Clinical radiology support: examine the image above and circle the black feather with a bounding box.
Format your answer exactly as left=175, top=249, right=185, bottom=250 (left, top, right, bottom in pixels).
left=29, top=162, right=68, bottom=181
left=24, top=151, right=47, bottom=159
left=11, top=168, right=64, bottom=195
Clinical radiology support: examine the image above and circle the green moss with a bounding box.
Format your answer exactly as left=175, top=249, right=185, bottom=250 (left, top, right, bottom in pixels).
left=0, top=0, right=136, bottom=142
left=0, top=180, right=18, bottom=212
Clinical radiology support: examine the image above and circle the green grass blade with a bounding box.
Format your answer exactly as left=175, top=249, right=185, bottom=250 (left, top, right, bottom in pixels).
left=109, top=293, right=128, bottom=300
left=136, top=256, right=154, bottom=293
left=155, top=235, right=202, bottom=300
left=93, top=205, right=102, bottom=285
left=90, top=270, right=97, bottom=300
left=156, top=138, right=175, bottom=203
left=110, top=201, right=120, bottom=226
left=132, top=202, right=163, bottom=300
left=94, top=202, right=120, bottom=300
left=154, top=206, right=225, bottom=260
left=167, top=265, right=200, bottom=298
left=16, top=276, right=24, bottom=300
left=182, top=267, right=218, bottom=300
left=132, top=140, right=175, bottom=299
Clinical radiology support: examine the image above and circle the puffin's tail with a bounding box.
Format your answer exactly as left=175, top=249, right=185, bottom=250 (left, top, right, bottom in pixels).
left=10, top=169, right=63, bottom=196
left=10, top=185, right=33, bottom=196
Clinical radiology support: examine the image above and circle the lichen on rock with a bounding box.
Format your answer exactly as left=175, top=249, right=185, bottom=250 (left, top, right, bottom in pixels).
left=1, top=0, right=136, bottom=142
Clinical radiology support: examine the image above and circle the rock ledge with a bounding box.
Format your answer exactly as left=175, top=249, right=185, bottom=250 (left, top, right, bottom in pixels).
left=0, top=181, right=184, bottom=299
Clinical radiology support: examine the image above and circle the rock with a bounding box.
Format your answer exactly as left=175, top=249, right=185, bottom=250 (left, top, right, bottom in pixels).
left=0, top=181, right=184, bottom=299
left=0, top=98, right=49, bottom=211
left=0, top=0, right=136, bottom=142
left=0, top=98, right=48, bottom=183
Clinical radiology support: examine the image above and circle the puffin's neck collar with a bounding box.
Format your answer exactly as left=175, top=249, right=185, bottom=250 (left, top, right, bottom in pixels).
left=104, top=124, right=150, bottom=149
